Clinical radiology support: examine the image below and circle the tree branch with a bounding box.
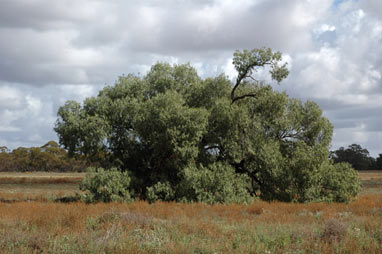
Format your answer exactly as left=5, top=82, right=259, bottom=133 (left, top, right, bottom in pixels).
left=231, top=92, right=258, bottom=104
left=230, top=65, right=252, bottom=102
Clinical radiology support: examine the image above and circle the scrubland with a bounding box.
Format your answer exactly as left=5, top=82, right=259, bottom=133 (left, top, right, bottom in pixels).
left=0, top=171, right=381, bottom=253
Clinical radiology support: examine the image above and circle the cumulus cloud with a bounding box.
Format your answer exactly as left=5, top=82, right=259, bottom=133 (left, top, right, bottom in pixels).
left=277, top=0, right=382, bottom=156
left=0, top=0, right=381, bottom=156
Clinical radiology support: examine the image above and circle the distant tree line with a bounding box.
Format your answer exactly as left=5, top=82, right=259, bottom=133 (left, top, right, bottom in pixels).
left=331, top=144, right=382, bottom=170
left=1, top=141, right=379, bottom=173
left=0, top=141, right=92, bottom=172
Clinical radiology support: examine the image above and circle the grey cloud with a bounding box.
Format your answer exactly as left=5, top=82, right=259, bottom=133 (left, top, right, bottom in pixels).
left=313, top=98, right=354, bottom=111
left=0, top=83, right=103, bottom=149
left=325, top=107, right=382, bottom=133
left=329, top=119, right=360, bottom=129
left=0, top=0, right=381, bottom=156
left=366, top=120, right=382, bottom=132
left=0, top=0, right=100, bottom=31
left=0, top=85, right=27, bottom=110
left=360, top=0, right=382, bottom=19
left=0, top=27, right=107, bottom=85
left=329, top=106, right=382, bottom=120
left=0, top=0, right=329, bottom=87
left=332, top=127, right=382, bottom=157
left=0, top=62, right=88, bottom=86
left=122, top=0, right=311, bottom=55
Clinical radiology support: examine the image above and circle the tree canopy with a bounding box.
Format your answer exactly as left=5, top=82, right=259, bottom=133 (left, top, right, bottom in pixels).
left=376, top=154, right=382, bottom=170
left=0, top=141, right=90, bottom=172
left=331, top=144, right=377, bottom=170
left=55, top=48, right=360, bottom=203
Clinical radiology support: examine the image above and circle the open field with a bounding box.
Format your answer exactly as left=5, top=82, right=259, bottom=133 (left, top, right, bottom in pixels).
left=0, top=172, right=85, bottom=184
left=358, top=170, right=382, bottom=194
left=0, top=194, right=381, bottom=253
left=0, top=171, right=381, bottom=253
left=0, top=172, right=85, bottom=202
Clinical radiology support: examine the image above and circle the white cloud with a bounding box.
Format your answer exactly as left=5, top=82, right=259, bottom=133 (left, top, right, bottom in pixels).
left=223, top=58, right=237, bottom=80
left=292, top=0, right=332, bottom=28
left=25, top=95, right=42, bottom=115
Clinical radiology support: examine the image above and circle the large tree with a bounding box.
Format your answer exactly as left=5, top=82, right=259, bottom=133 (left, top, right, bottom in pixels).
left=55, top=48, right=360, bottom=203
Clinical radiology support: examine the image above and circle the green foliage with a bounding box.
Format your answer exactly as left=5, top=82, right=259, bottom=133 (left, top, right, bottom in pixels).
left=80, top=167, right=133, bottom=203
left=233, top=48, right=289, bottom=82
left=146, top=181, right=175, bottom=203
left=55, top=48, right=361, bottom=203
left=313, top=162, right=361, bottom=203
left=146, top=162, right=253, bottom=205
left=231, top=48, right=289, bottom=103
left=0, top=141, right=89, bottom=172
left=178, top=162, right=253, bottom=204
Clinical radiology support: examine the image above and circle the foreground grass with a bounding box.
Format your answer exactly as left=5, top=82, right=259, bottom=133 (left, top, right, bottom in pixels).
left=0, top=171, right=381, bottom=253
left=0, top=195, right=382, bottom=253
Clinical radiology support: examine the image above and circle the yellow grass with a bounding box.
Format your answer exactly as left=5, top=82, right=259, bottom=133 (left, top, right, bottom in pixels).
left=0, top=194, right=381, bottom=253
left=358, top=170, right=382, bottom=181
left=0, top=171, right=381, bottom=253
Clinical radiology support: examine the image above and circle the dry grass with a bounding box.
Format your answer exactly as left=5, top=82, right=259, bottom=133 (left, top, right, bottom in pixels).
left=0, top=172, right=84, bottom=202
left=358, top=170, right=382, bottom=181
left=359, top=170, right=382, bottom=194
left=0, top=183, right=80, bottom=202
left=0, top=172, right=85, bottom=184
left=0, top=195, right=381, bottom=253
left=0, top=171, right=381, bottom=253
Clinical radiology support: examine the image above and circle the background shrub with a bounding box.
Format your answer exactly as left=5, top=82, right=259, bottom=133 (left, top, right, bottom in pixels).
left=146, top=181, right=175, bottom=203
left=80, top=167, right=133, bottom=203
left=178, top=162, right=253, bottom=204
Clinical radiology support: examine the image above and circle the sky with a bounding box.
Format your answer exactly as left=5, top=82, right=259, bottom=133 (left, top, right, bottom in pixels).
left=0, top=0, right=381, bottom=156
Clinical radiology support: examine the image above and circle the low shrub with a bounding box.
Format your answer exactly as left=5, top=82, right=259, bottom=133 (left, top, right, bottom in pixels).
left=146, top=181, right=175, bottom=203
left=79, top=167, right=133, bottom=203
left=309, top=162, right=361, bottom=203
left=178, top=162, right=253, bottom=204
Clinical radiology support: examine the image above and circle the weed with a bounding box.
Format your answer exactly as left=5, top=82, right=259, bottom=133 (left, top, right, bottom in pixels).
left=372, top=228, right=382, bottom=244
left=321, top=219, right=347, bottom=243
